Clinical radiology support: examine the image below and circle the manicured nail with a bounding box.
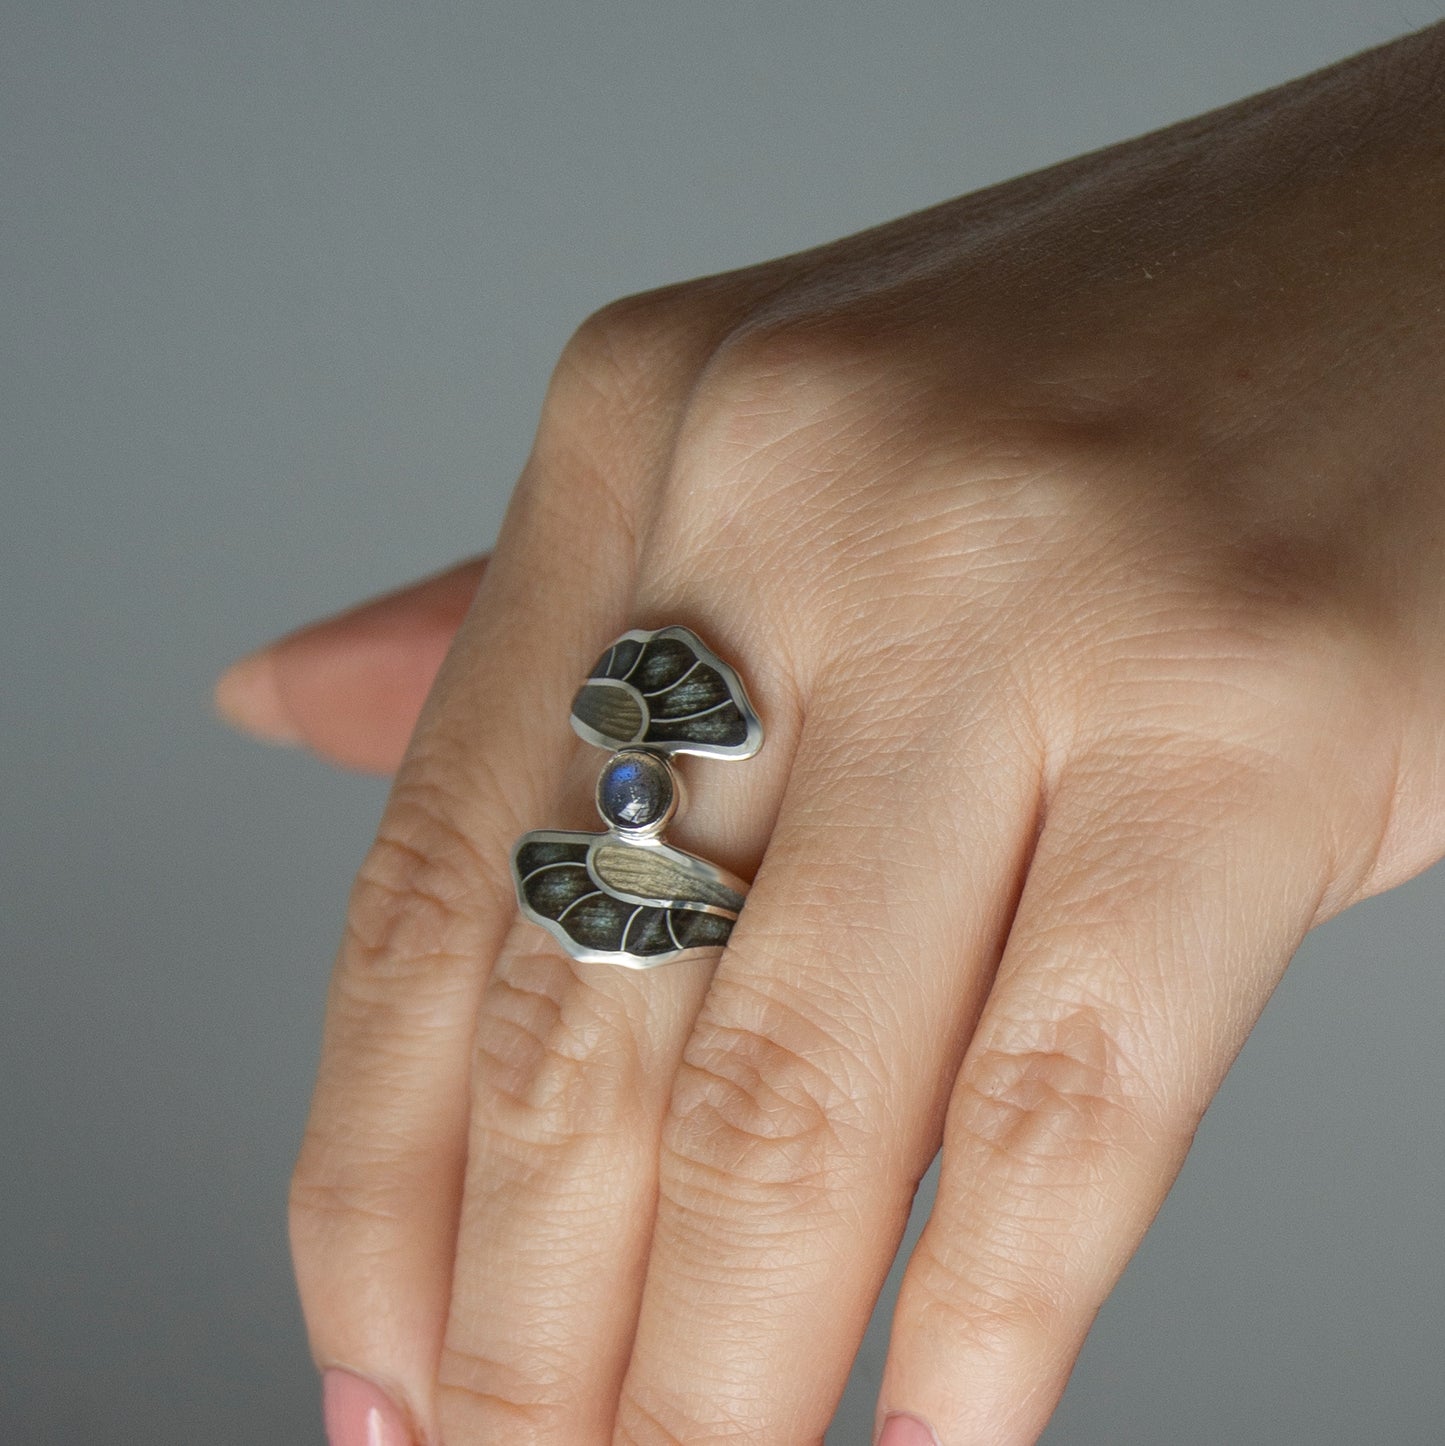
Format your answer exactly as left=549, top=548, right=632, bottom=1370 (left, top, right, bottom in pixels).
left=322, top=1367, right=414, bottom=1446
left=212, top=648, right=303, bottom=746
left=878, top=1410, right=942, bottom=1446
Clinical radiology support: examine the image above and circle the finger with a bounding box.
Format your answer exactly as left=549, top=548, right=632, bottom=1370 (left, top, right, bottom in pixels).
left=605, top=681, right=1042, bottom=1446
left=874, top=736, right=1354, bottom=1446
left=214, top=555, right=486, bottom=772
left=433, top=614, right=805, bottom=1445
left=288, top=458, right=636, bottom=1444
left=287, top=281, right=756, bottom=1443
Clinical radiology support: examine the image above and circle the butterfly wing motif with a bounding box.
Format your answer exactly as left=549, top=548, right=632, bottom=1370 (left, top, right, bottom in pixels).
left=512, top=831, right=747, bottom=968
left=514, top=625, right=763, bottom=967
left=569, top=625, right=763, bottom=760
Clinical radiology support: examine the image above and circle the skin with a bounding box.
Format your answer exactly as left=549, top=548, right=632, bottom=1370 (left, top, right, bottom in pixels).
left=225, top=24, right=1445, bottom=1445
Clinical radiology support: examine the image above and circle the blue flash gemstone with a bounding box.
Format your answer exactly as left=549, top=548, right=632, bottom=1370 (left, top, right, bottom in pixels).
left=596, top=749, right=676, bottom=832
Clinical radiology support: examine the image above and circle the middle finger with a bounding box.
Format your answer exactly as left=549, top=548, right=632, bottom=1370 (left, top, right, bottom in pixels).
left=610, top=669, right=1040, bottom=1443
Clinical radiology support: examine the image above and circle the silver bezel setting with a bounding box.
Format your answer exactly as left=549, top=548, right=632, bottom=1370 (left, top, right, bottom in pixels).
left=593, top=747, right=682, bottom=838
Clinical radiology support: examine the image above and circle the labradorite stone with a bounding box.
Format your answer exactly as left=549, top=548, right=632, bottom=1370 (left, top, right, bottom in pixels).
left=596, top=749, right=675, bottom=832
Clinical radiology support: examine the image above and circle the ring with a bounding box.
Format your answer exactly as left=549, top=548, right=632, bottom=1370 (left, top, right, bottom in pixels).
left=511, top=625, right=764, bottom=969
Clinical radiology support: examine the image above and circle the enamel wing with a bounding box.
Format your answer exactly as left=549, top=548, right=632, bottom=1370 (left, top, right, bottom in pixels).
left=568, top=624, right=763, bottom=760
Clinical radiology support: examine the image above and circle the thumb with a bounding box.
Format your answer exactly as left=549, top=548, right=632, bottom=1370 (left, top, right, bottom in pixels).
left=213, top=555, right=485, bottom=774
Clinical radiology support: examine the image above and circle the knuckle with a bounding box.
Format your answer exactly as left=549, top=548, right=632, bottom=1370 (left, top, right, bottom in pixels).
left=613, top=1387, right=737, bottom=1446
left=531, top=287, right=709, bottom=542
left=287, top=1149, right=410, bottom=1245
left=681, top=313, right=899, bottom=472
left=435, top=1340, right=570, bottom=1437
left=904, top=1009, right=1157, bottom=1361
left=340, top=782, right=501, bottom=1001
left=470, top=949, right=651, bottom=1154
left=613, top=1382, right=775, bottom=1446
left=903, top=1228, right=1062, bottom=1360
left=947, top=1005, right=1150, bottom=1188
left=569, top=288, right=681, bottom=360
left=650, top=312, right=921, bottom=602
left=1084, top=598, right=1357, bottom=726
left=287, top=1138, right=437, bottom=1306
left=660, top=982, right=872, bottom=1212
left=547, top=287, right=697, bottom=423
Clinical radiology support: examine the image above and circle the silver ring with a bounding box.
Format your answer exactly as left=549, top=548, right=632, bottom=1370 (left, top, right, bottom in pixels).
left=511, top=625, right=764, bottom=969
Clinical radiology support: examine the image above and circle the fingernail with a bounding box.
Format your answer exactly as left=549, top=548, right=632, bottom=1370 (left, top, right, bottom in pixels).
left=322, top=1367, right=414, bottom=1446
left=878, top=1410, right=942, bottom=1446
left=212, top=648, right=303, bottom=746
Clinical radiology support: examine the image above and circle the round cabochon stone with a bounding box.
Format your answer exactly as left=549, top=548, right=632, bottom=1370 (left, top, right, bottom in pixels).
left=596, top=748, right=677, bottom=833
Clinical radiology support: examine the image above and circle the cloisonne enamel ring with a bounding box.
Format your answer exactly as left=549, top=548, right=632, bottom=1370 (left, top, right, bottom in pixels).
left=511, top=625, right=763, bottom=968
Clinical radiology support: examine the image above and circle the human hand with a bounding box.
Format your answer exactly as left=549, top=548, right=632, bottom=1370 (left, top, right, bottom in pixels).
left=223, top=24, right=1445, bottom=1445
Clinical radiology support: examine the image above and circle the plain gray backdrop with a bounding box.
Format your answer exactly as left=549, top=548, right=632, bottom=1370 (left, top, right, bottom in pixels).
left=5, top=2, right=1444, bottom=1441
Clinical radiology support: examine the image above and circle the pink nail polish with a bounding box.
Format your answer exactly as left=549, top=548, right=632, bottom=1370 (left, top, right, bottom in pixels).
left=878, top=1410, right=942, bottom=1446
left=322, top=1367, right=414, bottom=1446
left=212, top=649, right=304, bottom=746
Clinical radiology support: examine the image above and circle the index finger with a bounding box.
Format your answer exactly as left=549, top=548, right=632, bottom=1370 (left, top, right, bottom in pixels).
left=288, top=450, right=637, bottom=1441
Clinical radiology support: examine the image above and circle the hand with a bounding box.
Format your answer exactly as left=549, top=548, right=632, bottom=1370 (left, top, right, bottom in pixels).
left=224, top=25, right=1445, bottom=1444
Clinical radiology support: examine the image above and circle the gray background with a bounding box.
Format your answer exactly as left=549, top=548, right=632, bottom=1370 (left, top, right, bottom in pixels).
left=4, top=2, right=1443, bottom=1441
